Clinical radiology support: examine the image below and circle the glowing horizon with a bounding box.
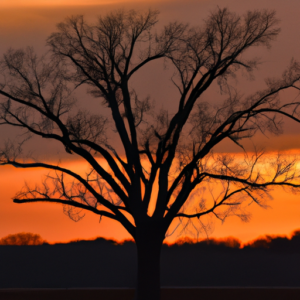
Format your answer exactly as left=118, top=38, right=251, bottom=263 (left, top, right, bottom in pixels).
left=2, top=149, right=300, bottom=245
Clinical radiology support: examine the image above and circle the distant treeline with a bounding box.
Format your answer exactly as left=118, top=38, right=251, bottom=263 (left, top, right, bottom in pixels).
left=2, top=230, right=300, bottom=252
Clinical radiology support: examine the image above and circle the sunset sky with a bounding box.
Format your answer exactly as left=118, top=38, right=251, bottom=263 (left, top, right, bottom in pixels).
left=1, top=0, right=300, bottom=245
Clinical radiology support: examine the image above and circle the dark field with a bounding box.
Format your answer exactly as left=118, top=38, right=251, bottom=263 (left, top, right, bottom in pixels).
left=1, top=288, right=300, bottom=300
left=2, top=236, right=300, bottom=300
left=2, top=237, right=300, bottom=289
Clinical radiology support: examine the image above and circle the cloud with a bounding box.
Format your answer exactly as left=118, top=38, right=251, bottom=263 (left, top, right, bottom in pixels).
left=0, top=0, right=168, bottom=7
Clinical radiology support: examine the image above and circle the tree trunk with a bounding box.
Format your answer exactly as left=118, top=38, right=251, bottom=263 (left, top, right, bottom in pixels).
left=134, top=226, right=164, bottom=300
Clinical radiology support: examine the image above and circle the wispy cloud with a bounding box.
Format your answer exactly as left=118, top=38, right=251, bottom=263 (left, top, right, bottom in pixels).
left=0, top=0, right=166, bottom=7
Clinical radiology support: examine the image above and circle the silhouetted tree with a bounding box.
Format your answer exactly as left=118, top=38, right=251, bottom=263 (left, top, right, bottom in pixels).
left=1, top=8, right=300, bottom=300
left=0, top=232, right=44, bottom=245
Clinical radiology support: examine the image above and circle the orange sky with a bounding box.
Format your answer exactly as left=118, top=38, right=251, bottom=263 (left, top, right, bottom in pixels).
left=1, top=155, right=300, bottom=245
left=1, top=0, right=300, bottom=245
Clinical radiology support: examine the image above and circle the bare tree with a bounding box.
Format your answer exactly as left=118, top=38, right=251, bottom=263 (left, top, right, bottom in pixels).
left=1, top=8, right=300, bottom=300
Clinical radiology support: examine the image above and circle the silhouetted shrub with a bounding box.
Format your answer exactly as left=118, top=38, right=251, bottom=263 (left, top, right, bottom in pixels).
left=0, top=233, right=44, bottom=245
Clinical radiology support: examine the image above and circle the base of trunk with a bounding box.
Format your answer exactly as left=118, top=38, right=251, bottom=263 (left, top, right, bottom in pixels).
left=134, top=234, right=163, bottom=300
